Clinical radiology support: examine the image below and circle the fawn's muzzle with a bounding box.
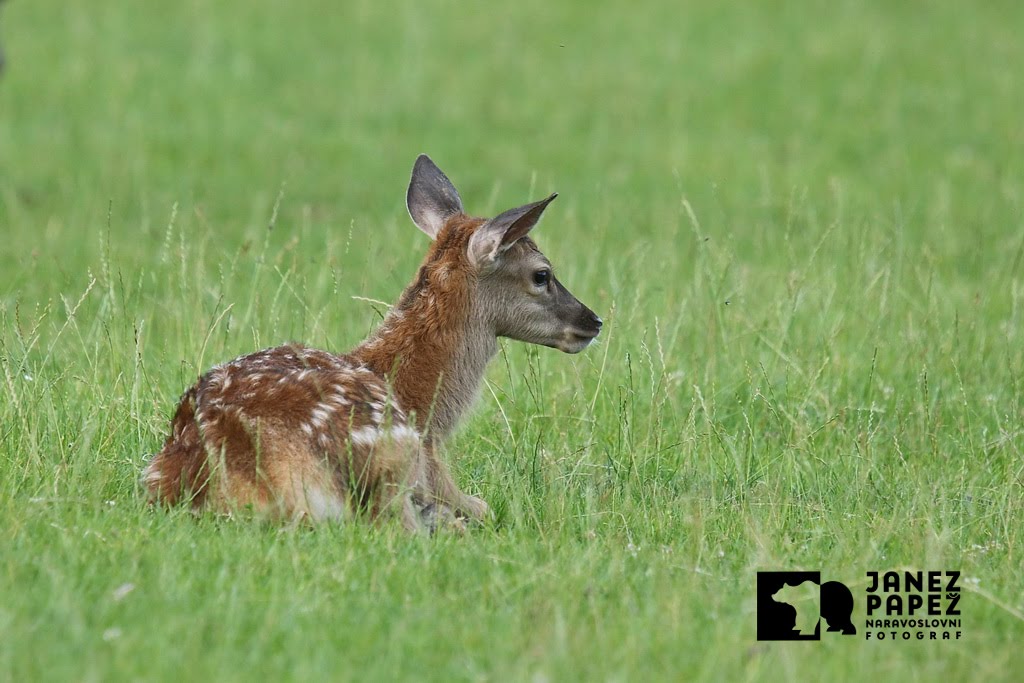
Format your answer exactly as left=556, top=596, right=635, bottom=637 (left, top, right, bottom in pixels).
left=554, top=280, right=601, bottom=353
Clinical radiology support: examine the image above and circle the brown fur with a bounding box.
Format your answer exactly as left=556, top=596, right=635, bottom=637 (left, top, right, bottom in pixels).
left=145, top=344, right=428, bottom=529
left=353, top=215, right=490, bottom=438
left=142, top=156, right=600, bottom=531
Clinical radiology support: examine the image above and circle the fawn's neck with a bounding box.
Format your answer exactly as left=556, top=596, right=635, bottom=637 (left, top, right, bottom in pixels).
left=350, top=264, right=495, bottom=441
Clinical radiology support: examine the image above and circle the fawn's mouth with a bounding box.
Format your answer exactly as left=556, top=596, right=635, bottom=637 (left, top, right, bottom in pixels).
left=557, top=328, right=600, bottom=353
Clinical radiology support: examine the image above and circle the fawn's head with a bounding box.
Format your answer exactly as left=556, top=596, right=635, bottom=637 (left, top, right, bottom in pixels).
left=406, top=155, right=602, bottom=353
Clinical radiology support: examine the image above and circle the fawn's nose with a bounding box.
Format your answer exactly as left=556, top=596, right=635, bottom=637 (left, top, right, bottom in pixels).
left=590, top=312, right=603, bottom=330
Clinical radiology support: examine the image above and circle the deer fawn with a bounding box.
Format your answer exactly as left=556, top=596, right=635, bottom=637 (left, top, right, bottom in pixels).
left=142, top=155, right=602, bottom=531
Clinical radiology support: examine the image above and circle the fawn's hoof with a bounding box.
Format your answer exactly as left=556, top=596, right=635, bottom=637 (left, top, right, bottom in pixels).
left=419, top=502, right=468, bottom=535
left=460, top=495, right=490, bottom=521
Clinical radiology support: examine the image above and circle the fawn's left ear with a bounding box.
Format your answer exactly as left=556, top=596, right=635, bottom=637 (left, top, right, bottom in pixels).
left=469, top=193, right=557, bottom=266
left=407, top=155, right=464, bottom=239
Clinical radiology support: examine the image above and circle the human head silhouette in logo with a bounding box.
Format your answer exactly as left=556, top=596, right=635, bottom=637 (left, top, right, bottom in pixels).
left=821, top=581, right=857, bottom=635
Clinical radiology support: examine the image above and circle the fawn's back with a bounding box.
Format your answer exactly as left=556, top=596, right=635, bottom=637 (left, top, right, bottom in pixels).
left=144, top=344, right=418, bottom=520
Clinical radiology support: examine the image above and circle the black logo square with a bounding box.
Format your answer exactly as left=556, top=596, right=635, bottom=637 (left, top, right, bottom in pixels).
left=757, top=571, right=856, bottom=641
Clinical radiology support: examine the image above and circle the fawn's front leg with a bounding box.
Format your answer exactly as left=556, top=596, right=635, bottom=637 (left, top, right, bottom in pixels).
left=354, top=437, right=430, bottom=533
left=423, top=443, right=489, bottom=521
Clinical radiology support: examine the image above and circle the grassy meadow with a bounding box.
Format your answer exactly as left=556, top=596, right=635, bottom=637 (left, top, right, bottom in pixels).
left=1, top=0, right=1023, bottom=680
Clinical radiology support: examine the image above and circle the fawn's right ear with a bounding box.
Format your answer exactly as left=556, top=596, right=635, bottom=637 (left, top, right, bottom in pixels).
left=468, top=193, right=557, bottom=267
left=407, top=155, right=464, bottom=239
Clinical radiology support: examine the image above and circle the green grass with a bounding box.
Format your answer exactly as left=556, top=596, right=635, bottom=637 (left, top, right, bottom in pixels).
left=2, top=0, right=1023, bottom=680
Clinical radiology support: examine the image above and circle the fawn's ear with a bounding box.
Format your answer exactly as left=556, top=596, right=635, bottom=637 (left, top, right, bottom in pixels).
left=407, top=155, right=464, bottom=239
left=468, top=193, right=557, bottom=266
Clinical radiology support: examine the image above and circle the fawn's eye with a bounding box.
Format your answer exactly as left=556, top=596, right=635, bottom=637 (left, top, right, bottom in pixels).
left=532, top=269, right=551, bottom=288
